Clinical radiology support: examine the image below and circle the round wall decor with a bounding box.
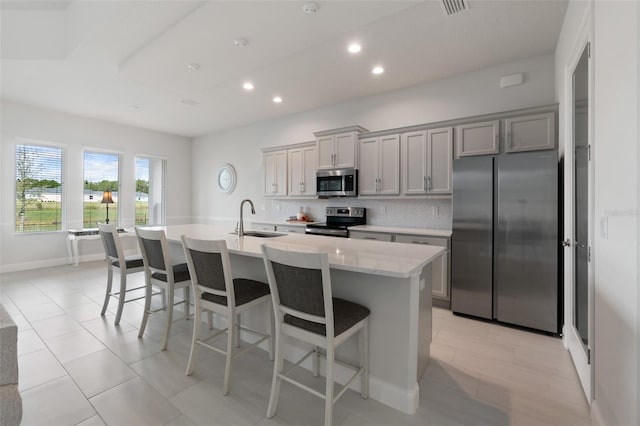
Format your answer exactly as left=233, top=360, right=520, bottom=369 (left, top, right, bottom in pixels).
left=216, top=163, right=237, bottom=194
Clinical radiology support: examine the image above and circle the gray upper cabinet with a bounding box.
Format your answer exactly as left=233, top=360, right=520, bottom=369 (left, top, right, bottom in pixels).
left=315, top=126, right=367, bottom=170
left=426, top=127, right=453, bottom=194
left=288, top=144, right=317, bottom=197
left=456, top=120, right=500, bottom=157
left=359, top=134, right=400, bottom=195
left=504, top=112, right=556, bottom=153
left=263, top=150, right=287, bottom=196
left=402, top=127, right=452, bottom=195
left=402, top=130, right=428, bottom=195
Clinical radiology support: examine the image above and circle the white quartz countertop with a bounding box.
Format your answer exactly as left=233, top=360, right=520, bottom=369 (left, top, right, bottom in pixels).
left=157, top=224, right=442, bottom=278
left=350, top=225, right=452, bottom=238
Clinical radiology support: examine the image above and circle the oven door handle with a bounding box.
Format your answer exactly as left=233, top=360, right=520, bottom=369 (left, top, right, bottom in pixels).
left=305, top=228, right=348, bottom=237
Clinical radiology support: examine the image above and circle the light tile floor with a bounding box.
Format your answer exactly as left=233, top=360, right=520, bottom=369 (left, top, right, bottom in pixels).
left=1, top=261, right=592, bottom=426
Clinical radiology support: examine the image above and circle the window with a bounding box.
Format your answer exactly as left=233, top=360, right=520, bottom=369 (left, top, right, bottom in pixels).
left=83, top=151, right=119, bottom=228
left=135, top=156, right=166, bottom=225
left=15, top=142, right=64, bottom=233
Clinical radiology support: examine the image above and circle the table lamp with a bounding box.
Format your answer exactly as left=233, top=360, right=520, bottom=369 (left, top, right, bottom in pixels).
left=101, top=190, right=114, bottom=224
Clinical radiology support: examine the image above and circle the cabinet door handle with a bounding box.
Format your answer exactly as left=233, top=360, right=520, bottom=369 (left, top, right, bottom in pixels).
left=364, top=237, right=377, bottom=240
left=423, top=176, right=427, bottom=191
left=507, top=131, right=511, bottom=148
left=495, top=132, right=499, bottom=148
left=427, top=176, right=432, bottom=190
left=412, top=240, right=430, bottom=245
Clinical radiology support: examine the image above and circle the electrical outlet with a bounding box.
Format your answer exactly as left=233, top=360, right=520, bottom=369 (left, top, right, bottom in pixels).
left=260, top=204, right=266, bottom=211
left=380, top=205, right=387, bottom=215
left=275, top=203, right=281, bottom=212
left=432, top=206, right=439, bottom=216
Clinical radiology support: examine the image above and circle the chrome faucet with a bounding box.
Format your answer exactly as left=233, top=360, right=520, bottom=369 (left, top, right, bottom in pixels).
left=238, top=199, right=255, bottom=237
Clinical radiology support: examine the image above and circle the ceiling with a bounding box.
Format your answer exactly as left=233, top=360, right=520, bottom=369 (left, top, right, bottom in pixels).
left=0, top=0, right=568, bottom=138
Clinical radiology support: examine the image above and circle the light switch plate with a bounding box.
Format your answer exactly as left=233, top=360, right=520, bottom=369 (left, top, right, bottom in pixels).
left=600, top=216, right=608, bottom=239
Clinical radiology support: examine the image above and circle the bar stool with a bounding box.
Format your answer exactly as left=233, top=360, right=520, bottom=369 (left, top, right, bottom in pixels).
left=181, top=236, right=273, bottom=395
left=261, top=244, right=370, bottom=426
left=97, top=222, right=152, bottom=325
left=135, top=227, right=191, bottom=350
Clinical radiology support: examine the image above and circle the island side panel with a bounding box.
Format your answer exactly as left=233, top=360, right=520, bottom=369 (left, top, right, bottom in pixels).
left=228, top=253, right=427, bottom=414
left=331, top=267, right=425, bottom=415
left=416, top=263, right=433, bottom=381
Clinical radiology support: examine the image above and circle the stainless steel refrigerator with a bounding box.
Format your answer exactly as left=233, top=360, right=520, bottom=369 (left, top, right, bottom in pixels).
left=451, top=151, right=559, bottom=333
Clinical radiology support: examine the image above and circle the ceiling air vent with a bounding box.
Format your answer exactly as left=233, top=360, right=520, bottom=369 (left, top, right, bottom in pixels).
left=441, top=0, right=468, bottom=16
left=180, top=99, right=200, bottom=107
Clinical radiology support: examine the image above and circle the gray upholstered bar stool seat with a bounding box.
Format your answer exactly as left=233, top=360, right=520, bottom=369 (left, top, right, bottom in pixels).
left=135, top=227, right=192, bottom=351
left=98, top=222, right=153, bottom=325
left=182, top=236, right=273, bottom=395
left=261, top=244, right=370, bottom=426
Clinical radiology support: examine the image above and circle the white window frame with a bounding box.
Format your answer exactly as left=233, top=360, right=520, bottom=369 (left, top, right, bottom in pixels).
left=82, top=147, right=122, bottom=228
left=13, top=138, right=66, bottom=235
left=134, top=154, right=167, bottom=226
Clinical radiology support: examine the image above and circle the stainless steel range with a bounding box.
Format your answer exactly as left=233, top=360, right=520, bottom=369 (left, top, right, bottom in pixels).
left=305, top=207, right=366, bottom=238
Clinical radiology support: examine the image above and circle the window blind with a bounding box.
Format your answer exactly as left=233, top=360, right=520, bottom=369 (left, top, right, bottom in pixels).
left=15, top=144, right=64, bottom=233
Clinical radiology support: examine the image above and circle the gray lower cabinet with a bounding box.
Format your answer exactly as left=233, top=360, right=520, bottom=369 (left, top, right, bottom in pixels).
left=350, top=230, right=451, bottom=304
left=395, top=235, right=450, bottom=302
left=276, top=224, right=306, bottom=234
left=252, top=223, right=276, bottom=232
left=349, top=231, right=393, bottom=242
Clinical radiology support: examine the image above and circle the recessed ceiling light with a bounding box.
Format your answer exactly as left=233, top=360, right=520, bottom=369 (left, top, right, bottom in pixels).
left=372, top=66, right=384, bottom=75
left=243, top=82, right=254, bottom=91
left=187, top=63, right=200, bottom=71
left=302, top=2, right=318, bottom=14
left=234, top=38, right=249, bottom=48
left=273, top=96, right=283, bottom=104
left=129, top=105, right=140, bottom=110
left=348, top=43, right=362, bottom=54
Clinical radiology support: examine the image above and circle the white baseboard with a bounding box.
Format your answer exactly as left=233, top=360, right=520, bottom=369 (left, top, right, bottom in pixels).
left=1, top=256, right=71, bottom=273
left=0, top=250, right=137, bottom=273
left=590, top=400, right=605, bottom=426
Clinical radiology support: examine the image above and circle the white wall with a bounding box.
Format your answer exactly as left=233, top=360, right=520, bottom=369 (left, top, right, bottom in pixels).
left=0, top=100, right=192, bottom=272
left=192, top=54, right=556, bottom=228
left=592, top=2, right=639, bottom=424
left=556, top=1, right=639, bottom=425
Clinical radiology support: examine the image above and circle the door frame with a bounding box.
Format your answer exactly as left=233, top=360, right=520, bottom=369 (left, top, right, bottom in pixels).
left=563, top=5, right=595, bottom=404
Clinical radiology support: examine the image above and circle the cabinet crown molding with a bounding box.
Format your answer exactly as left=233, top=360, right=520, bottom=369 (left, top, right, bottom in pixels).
left=313, top=125, right=368, bottom=137
left=261, top=140, right=315, bottom=153
left=358, top=103, right=559, bottom=139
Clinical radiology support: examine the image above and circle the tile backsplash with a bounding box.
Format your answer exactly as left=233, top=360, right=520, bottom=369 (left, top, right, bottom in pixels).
left=258, top=198, right=452, bottom=230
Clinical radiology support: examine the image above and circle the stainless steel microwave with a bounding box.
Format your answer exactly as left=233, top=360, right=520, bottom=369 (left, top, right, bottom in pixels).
left=316, top=168, right=357, bottom=197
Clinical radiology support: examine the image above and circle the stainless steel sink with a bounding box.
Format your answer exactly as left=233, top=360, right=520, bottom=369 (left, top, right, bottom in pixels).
left=230, top=231, right=285, bottom=238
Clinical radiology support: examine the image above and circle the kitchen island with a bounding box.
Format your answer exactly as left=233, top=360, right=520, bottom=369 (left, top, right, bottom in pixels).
left=157, top=224, right=443, bottom=414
